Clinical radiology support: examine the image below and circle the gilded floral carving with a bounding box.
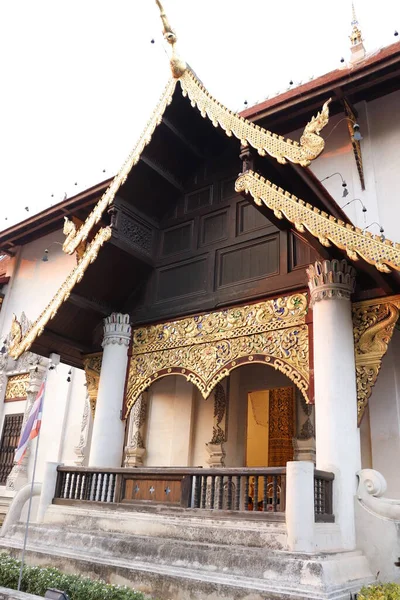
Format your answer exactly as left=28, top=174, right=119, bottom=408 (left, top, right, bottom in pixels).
left=353, top=296, right=400, bottom=424
left=125, top=294, right=309, bottom=417
left=5, top=373, right=30, bottom=401
left=236, top=170, right=400, bottom=274
left=82, top=353, right=102, bottom=416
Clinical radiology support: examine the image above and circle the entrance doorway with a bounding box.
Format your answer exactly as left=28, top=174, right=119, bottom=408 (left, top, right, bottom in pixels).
left=246, top=386, right=295, bottom=468
left=246, top=387, right=295, bottom=510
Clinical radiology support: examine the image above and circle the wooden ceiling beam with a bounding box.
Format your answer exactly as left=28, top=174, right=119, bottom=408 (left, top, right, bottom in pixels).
left=67, top=293, right=114, bottom=317
left=140, top=155, right=184, bottom=193
left=44, top=329, right=93, bottom=354
left=162, top=118, right=204, bottom=159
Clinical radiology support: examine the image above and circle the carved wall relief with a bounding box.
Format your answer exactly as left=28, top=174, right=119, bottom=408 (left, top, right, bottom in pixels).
left=124, top=392, right=149, bottom=467
left=206, top=381, right=229, bottom=468
left=353, top=296, right=400, bottom=424
left=82, top=353, right=102, bottom=416
left=124, top=293, right=310, bottom=418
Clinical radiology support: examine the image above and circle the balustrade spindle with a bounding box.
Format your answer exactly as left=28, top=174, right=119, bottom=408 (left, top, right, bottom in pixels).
left=201, top=475, right=207, bottom=509
left=227, top=475, right=233, bottom=510
left=263, top=475, right=268, bottom=511
left=194, top=475, right=201, bottom=508
left=244, top=475, right=250, bottom=511
left=81, top=474, right=88, bottom=500
left=217, top=475, right=224, bottom=510
left=273, top=476, right=278, bottom=512
left=210, top=475, right=216, bottom=509
left=109, top=473, right=116, bottom=502
left=235, top=476, right=241, bottom=511
left=253, top=476, right=259, bottom=512
left=95, top=473, right=103, bottom=501
left=71, top=473, right=78, bottom=500
left=65, top=473, right=72, bottom=499
left=60, top=472, right=67, bottom=499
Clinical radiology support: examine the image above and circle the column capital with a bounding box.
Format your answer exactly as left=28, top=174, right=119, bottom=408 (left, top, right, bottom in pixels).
left=102, top=313, right=131, bottom=348
left=307, top=259, right=356, bottom=306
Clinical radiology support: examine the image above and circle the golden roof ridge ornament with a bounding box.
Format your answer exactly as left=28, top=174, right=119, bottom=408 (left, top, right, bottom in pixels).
left=235, top=170, right=400, bottom=274
left=155, top=0, right=186, bottom=78
left=350, top=2, right=363, bottom=46
left=60, top=1, right=332, bottom=256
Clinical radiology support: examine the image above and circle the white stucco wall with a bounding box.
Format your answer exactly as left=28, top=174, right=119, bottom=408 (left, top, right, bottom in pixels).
left=368, top=328, right=400, bottom=499
left=0, top=229, right=76, bottom=339
left=292, top=89, right=400, bottom=242
left=0, top=229, right=89, bottom=493
left=145, top=376, right=195, bottom=466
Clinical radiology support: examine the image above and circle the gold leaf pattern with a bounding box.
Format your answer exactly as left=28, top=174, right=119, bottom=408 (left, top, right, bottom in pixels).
left=83, top=353, right=102, bottom=416
left=179, top=70, right=330, bottom=167
left=125, top=294, right=309, bottom=417
left=353, top=296, right=400, bottom=423
left=235, top=170, right=400, bottom=274
left=5, top=373, right=30, bottom=401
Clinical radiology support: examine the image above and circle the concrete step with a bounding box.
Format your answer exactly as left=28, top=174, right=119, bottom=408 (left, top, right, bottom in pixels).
left=44, top=503, right=288, bottom=549
left=0, top=534, right=373, bottom=600
left=0, top=502, right=374, bottom=600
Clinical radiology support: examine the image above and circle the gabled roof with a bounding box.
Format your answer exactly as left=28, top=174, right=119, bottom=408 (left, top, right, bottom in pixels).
left=7, top=3, right=400, bottom=362
left=241, top=41, right=400, bottom=133
left=61, top=67, right=331, bottom=257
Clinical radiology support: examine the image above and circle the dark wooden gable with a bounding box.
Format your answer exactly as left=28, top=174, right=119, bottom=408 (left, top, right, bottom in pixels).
left=29, top=89, right=336, bottom=366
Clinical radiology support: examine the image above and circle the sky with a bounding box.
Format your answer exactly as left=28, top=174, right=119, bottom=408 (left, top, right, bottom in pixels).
left=1, top=0, right=399, bottom=230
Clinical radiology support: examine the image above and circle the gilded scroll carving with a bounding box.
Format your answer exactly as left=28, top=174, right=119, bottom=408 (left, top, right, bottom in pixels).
left=5, top=373, right=30, bottom=401
left=235, top=170, right=400, bottom=274
left=82, top=353, right=102, bottom=416
left=125, top=294, right=309, bottom=418
left=353, top=296, right=400, bottom=424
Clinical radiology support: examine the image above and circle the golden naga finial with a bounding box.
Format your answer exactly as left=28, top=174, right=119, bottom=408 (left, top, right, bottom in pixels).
left=350, top=2, right=363, bottom=46
left=155, top=0, right=186, bottom=78
left=299, top=99, right=332, bottom=161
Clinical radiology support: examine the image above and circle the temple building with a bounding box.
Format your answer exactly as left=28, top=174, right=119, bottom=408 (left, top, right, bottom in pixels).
left=0, top=3, right=399, bottom=599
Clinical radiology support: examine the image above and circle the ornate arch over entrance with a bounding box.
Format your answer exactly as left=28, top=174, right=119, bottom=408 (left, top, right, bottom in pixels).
left=124, top=293, right=310, bottom=418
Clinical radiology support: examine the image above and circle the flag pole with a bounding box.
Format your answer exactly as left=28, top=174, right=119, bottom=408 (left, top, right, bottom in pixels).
left=17, top=374, right=47, bottom=592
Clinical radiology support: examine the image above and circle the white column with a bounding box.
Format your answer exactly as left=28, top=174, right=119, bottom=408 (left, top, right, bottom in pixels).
left=286, top=461, right=315, bottom=552
left=89, top=314, right=131, bottom=467
left=307, top=259, right=361, bottom=550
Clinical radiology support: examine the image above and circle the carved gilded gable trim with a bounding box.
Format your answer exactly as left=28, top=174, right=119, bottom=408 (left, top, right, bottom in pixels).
left=124, top=293, right=310, bottom=418
left=236, top=170, right=400, bottom=274
left=353, top=295, right=400, bottom=424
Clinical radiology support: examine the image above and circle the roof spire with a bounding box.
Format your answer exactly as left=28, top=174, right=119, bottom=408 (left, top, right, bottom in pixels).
left=349, top=3, right=366, bottom=64
left=155, top=0, right=186, bottom=78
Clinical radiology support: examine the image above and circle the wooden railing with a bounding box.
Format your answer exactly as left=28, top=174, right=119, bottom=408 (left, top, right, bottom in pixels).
left=314, top=470, right=334, bottom=522
left=54, top=466, right=334, bottom=521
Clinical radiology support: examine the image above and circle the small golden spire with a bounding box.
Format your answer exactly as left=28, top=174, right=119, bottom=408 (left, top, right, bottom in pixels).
left=350, top=2, right=363, bottom=46
left=155, top=0, right=186, bottom=78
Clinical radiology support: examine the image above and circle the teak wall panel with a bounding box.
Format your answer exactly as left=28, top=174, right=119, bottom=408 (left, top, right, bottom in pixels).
left=216, top=236, right=279, bottom=289
left=155, top=255, right=208, bottom=303
left=130, top=166, right=312, bottom=325
left=161, top=221, right=194, bottom=258
left=199, top=209, right=229, bottom=247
